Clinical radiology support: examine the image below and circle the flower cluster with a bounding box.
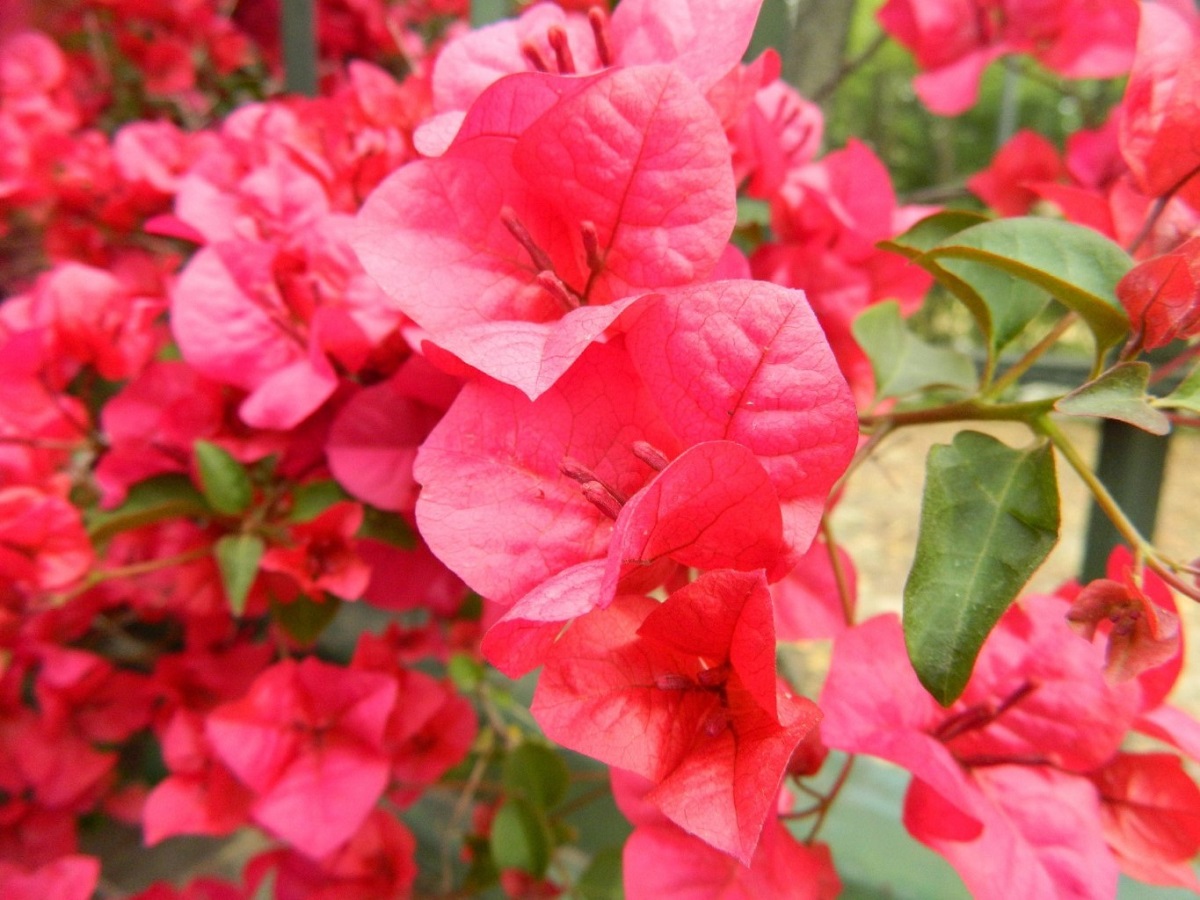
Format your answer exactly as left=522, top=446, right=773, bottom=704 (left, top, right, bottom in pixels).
left=1, top=0, right=1199, bottom=898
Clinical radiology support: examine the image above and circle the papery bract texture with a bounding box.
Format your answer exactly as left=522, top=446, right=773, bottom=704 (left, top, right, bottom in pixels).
left=354, top=64, right=735, bottom=397
left=534, top=571, right=820, bottom=862
left=624, top=281, right=856, bottom=560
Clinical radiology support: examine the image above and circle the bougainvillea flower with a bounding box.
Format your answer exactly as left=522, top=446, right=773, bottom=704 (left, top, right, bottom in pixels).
left=1118, top=1, right=1200, bottom=207
left=260, top=501, right=371, bottom=601
left=534, top=570, right=821, bottom=862
left=429, top=0, right=764, bottom=118
left=968, top=129, right=1066, bottom=216
left=205, top=657, right=397, bottom=858
left=414, top=340, right=682, bottom=608
left=819, top=598, right=1152, bottom=898
left=350, top=632, right=476, bottom=805
left=244, top=810, right=417, bottom=900
left=354, top=63, right=735, bottom=398
left=878, top=0, right=1138, bottom=116
left=751, top=141, right=935, bottom=403
left=325, top=371, right=451, bottom=514
left=624, top=280, right=857, bottom=561
left=1067, top=570, right=1180, bottom=685
left=0, top=486, right=93, bottom=595
left=0, top=855, right=99, bottom=900
left=142, top=710, right=255, bottom=845
left=94, top=361, right=230, bottom=507
left=1091, top=752, right=1200, bottom=890
left=729, top=77, right=824, bottom=200
left=612, top=766, right=840, bottom=899
left=1116, top=235, right=1200, bottom=351
left=34, top=645, right=156, bottom=744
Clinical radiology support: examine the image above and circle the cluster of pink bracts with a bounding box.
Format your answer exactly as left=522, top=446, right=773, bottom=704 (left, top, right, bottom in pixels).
left=2, top=0, right=1200, bottom=897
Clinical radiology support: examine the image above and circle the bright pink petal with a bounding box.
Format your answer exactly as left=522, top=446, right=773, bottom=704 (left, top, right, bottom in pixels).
left=624, top=281, right=856, bottom=558
left=905, top=766, right=1118, bottom=900
left=413, top=341, right=679, bottom=606
left=602, top=441, right=784, bottom=602
left=611, top=0, right=765, bottom=92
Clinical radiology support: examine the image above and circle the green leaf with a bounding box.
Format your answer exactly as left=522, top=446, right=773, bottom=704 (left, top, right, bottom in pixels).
left=879, top=209, right=992, bottom=257
left=289, top=480, right=350, bottom=522
left=925, top=218, right=1131, bottom=359
left=503, top=743, right=570, bottom=810
left=271, top=593, right=342, bottom=644
left=575, top=847, right=624, bottom=900
left=903, top=431, right=1060, bottom=704
left=193, top=440, right=254, bottom=516
left=1156, top=363, right=1200, bottom=415
left=86, top=474, right=210, bottom=545
left=490, top=797, right=553, bottom=876
left=1056, top=362, right=1171, bottom=435
left=881, top=211, right=1048, bottom=356
left=852, top=302, right=978, bottom=399
left=448, top=652, right=485, bottom=692
left=214, top=533, right=264, bottom=616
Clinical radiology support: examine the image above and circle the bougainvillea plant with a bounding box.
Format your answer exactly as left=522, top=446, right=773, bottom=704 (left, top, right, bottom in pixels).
left=2, top=0, right=1200, bottom=896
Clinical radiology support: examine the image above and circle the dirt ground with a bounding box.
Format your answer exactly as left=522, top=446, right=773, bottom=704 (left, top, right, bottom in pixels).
left=833, top=417, right=1200, bottom=712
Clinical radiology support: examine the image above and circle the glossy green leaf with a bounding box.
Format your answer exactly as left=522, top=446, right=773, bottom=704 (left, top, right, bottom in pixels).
left=1156, top=363, right=1200, bottom=415
left=882, top=211, right=1047, bottom=355
left=926, top=218, right=1131, bottom=357
left=214, top=533, right=264, bottom=616
left=503, top=743, right=570, bottom=810
left=1056, top=362, right=1171, bottom=435
left=86, top=474, right=210, bottom=544
left=904, top=431, right=1060, bottom=705
left=853, top=302, right=978, bottom=399
left=879, top=209, right=991, bottom=257
left=490, top=797, right=553, bottom=876
left=271, top=592, right=342, bottom=644
left=193, top=440, right=253, bottom=516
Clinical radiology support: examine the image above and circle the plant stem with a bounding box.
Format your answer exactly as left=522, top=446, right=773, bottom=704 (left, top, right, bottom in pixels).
left=821, top=516, right=855, bottom=626
left=860, top=396, right=1057, bottom=430
left=985, top=312, right=1079, bottom=398
left=813, top=31, right=888, bottom=103
left=1036, top=416, right=1150, bottom=554
left=805, top=754, right=856, bottom=844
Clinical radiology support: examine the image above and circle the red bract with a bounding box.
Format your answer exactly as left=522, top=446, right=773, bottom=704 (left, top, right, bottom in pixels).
left=1067, top=571, right=1180, bottom=684
left=751, top=140, right=935, bottom=403
left=142, top=710, right=254, bottom=845
left=968, top=129, right=1066, bottom=216
left=878, top=0, right=1138, bottom=116
left=818, top=596, right=1169, bottom=898
left=1116, top=236, right=1200, bottom=351
left=1092, top=752, right=1200, bottom=890
left=0, top=855, right=99, bottom=900
left=534, top=571, right=821, bottom=862
left=613, top=767, right=840, bottom=899
left=429, top=0, right=763, bottom=117
left=354, top=63, right=735, bottom=398
left=261, top=501, right=371, bottom=601
left=244, top=809, right=417, bottom=900
left=204, top=657, right=397, bottom=858
left=1118, top=1, right=1200, bottom=207
left=0, top=486, right=92, bottom=596
left=623, top=281, right=857, bottom=560
left=413, top=340, right=682, bottom=609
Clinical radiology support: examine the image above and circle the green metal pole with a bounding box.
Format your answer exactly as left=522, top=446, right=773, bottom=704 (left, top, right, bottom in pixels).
left=282, top=0, right=318, bottom=97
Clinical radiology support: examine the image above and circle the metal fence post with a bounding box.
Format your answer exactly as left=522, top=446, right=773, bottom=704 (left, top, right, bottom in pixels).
left=282, top=0, right=318, bottom=97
